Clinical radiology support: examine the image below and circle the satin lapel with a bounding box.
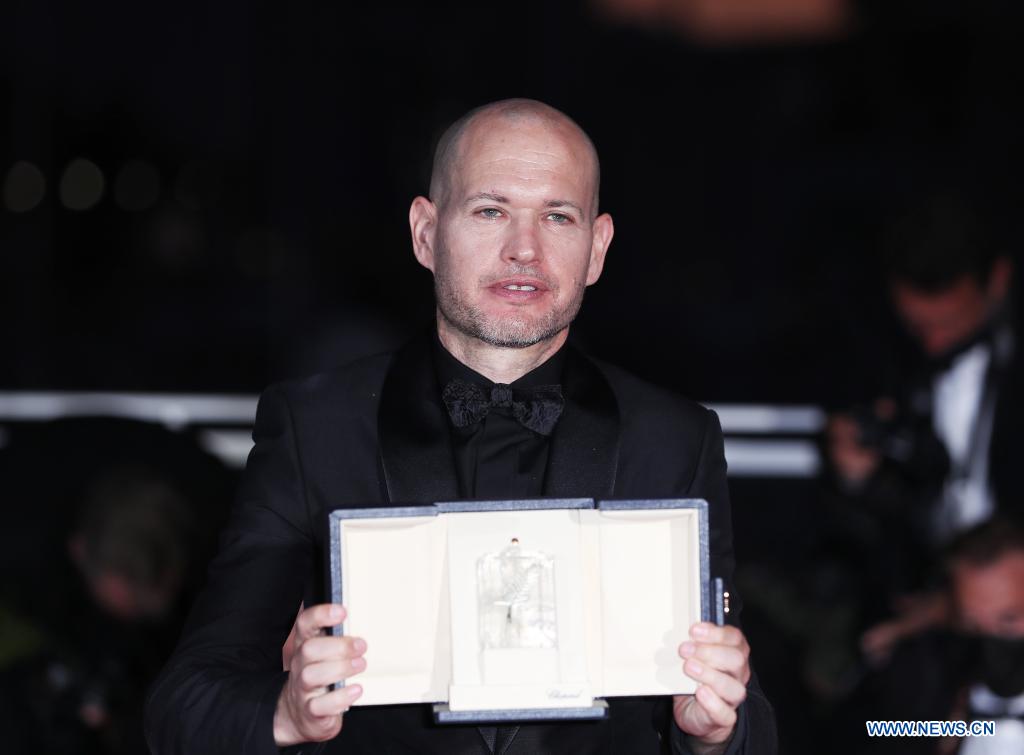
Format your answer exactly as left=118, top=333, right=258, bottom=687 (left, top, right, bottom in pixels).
left=377, top=332, right=460, bottom=504
left=543, top=346, right=620, bottom=498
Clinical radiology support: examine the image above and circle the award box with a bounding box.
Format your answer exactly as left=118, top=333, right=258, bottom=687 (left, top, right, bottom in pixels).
left=327, top=498, right=725, bottom=723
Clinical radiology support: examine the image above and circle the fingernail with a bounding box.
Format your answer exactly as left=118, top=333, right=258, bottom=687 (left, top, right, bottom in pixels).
left=680, top=642, right=696, bottom=657
left=692, top=624, right=709, bottom=638
left=350, top=657, right=365, bottom=670
left=688, top=660, right=704, bottom=676
left=346, top=684, right=362, bottom=700
left=329, top=605, right=344, bottom=621
left=352, top=638, right=367, bottom=653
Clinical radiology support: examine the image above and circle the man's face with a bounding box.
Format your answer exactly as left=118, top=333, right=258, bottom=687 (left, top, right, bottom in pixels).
left=412, top=116, right=612, bottom=349
left=891, top=275, right=995, bottom=358
left=88, top=569, right=176, bottom=621
left=953, top=552, right=1024, bottom=639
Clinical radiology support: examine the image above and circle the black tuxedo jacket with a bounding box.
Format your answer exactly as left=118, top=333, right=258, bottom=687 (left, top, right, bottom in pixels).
left=145, top=333, right=776, bottom=754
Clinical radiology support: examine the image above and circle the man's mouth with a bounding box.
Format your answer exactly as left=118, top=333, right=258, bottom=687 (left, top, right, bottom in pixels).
left=487, top=274, right=552, bottom=301
left=490, top=276, right=548, bottom=291
left=488, top=279, right=548, bottom=301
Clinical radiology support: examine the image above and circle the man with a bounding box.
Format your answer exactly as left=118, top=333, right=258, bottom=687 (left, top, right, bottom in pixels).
left=948, top=519, right=1024, bottom=754
left=820, top=195, right=1022, bottom=679
left=0, top=419, right=228, bottom=755
left=860, top=518, right=1024, bottom=754
left=828, top=195, right=1019, bottom=547
left=145, top=99, right=776, bottom=754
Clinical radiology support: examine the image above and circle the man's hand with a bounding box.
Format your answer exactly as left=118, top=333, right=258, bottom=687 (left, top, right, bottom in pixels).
left=861, top=590, right=951, bottom=668
left=273, top=603, right=366, bottom=747
left=827, top=413, right=882, bottom=488
left=673, top=622, right=751, bottom=752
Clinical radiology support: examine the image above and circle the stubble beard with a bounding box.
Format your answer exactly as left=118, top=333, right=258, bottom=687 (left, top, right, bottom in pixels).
left=434, top=263, right=586, bottom=349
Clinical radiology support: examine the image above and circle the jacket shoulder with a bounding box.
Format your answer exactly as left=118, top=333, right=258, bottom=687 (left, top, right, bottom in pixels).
left=590, top=356, right=715, bottom=431
left=584, top=354, right=725, bottom=501
left=265, top=350, right=395, bottom=417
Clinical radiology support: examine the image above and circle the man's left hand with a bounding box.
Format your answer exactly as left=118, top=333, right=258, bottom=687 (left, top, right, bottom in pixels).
left=672, top=622, right=751, bottom=751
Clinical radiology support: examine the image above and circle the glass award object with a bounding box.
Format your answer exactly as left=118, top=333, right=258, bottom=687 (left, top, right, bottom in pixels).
left=476, top=538, right=558, bottom=650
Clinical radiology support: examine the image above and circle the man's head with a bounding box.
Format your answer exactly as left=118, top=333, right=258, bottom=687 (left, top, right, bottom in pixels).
left=946, top=518, right=1024, bottom=639
left=882, top=195, right=1012, bottom=358
left=409, top=99, right=613, bottom=351
left=69, top=465, right=195, bottom=621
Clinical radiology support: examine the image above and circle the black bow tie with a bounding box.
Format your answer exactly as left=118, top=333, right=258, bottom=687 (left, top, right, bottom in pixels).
left=441, top=378, right=565, bottom=436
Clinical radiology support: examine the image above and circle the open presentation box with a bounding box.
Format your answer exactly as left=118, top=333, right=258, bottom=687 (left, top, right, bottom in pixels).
left=327, top=498, right=724, bottom=723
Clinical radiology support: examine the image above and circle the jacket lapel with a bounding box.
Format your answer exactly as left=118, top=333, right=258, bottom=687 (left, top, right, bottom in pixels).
left=543, top=345, right=620, bottom=498
left=377, top=332, right=461, bottom=504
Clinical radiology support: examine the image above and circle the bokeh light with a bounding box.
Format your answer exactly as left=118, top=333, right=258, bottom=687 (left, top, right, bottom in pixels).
left=59, top=158, right=105, bottom=211
left=3, top=161, right=47, bottom=213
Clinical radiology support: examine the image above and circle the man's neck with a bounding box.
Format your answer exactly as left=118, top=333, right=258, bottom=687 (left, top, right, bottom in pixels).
left=436, top=314, right=568, bottom=384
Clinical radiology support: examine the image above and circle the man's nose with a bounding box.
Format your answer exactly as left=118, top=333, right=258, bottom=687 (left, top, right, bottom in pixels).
left=500, top=216, right=541, bottom=265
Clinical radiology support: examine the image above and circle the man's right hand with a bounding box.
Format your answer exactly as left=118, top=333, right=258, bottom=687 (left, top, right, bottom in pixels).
left=273, top=603, right=366, bottom=747
left=860, top=590, right=951, bottom=668
left=826, top=413, right=882, bottom=488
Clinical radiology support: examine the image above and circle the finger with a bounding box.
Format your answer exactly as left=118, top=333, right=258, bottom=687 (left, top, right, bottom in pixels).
left=684, top=659, right=747, bottom=708
left=860, top=623, right=899, bottom=652
left=693, top=683, right=738, bottom=732
left=296, top=635, right=367, bottom=667
left=297, top=656, right=368, bottom=690
left=681, top=642, right=748, bottom=680
left=306, top=684, right=363, bottom=718
left=295, top=604, right=347, bottom=640
left=689, top=623, right=748, bottom=649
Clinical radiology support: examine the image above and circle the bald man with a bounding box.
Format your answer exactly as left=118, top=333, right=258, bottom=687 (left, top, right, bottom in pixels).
left=145, top=100, right=776, bottom=754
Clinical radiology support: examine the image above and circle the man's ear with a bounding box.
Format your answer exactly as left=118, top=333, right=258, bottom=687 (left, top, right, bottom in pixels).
left=409, top=196, right=438, bottom=272
left=586, top=212, right=614, bottom=286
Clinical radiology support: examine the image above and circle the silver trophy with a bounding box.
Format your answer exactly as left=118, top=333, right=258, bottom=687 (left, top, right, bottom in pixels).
left=476, top=537, right=558, bottom=650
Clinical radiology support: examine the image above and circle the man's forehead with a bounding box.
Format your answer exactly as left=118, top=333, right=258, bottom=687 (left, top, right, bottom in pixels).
left=458, top=152, right=590, bottom=187
left=893, top=276, right=986, bottom=306
left=956, top=553, right=1024, bottom=589
left=461, top=116, right=589, bottom=162
left=450, top=120, right=596, bottom=200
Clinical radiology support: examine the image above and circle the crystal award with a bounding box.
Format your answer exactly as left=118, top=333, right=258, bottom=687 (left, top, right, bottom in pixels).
left=476, top=538, right=558, bottom=650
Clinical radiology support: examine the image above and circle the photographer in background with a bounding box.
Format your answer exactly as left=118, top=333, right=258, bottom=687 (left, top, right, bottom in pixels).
left=0, top=419, right=233, bottom=755
left=862, top=517, right=1024, bottom=755
left=947, top=518, right=1024, bottom=753
left=0, top=465, right=197, bottom=754
left=824, top=194, right=1023, bottom=663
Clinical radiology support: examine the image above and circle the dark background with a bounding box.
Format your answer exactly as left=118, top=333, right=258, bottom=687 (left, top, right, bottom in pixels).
left=5, top=0, right=1020, bottom=402
left=3, top=1, right=1023, bottom=752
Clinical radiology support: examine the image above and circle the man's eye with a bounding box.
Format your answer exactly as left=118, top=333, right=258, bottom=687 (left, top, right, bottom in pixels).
left=478, top=208, right=502, bottom=219
left=547, top=212, right=572, bottom=224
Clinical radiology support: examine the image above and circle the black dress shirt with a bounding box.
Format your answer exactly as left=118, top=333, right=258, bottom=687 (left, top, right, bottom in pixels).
left=432, top=335, right=566, bottom=501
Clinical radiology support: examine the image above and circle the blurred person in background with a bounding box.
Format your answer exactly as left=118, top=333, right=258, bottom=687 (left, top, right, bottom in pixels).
left=828, top=194, right=1018, bottom=547
left=0, top=419, right=233, bottom=754
left=862, top=517, right=1024, bottom=754
left=948, top=519, right=1024, bottom=753
left=822, top=194, right=1022, bottom=662
left=734, top=195, right=1022, bottom=748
